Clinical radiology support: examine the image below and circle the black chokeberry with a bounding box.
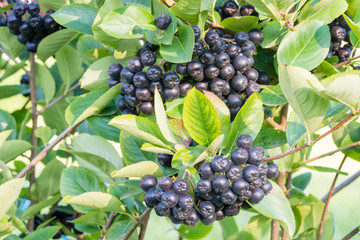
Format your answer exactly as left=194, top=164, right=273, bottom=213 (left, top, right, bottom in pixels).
left=230, top=106, right=240, bottom=118
left=199, top=50, right=215, bottom=65
left=215, top=53, right=230, bottom=68
left=241, top=40, right=256, bottom=58
left=158, top=176, right=173, bottom=191
left=226, top=165, right=242, bottom=181
left=7, top=13, right=22, bottom=29
left=223, top=0, right=239, bottom=17
left=223, top=81, right=230, bottom=95
left=136, top=88, right=151, bottom=101
left=140, top=101, right=154, bottom=114
left=257, top=72, right=270, bottom=85
left=108, top=78, right=120, bottom=88
left=234, top=32, right=249, bottom=46
left=154, top=202, right=171, bottom=216
left=28, top=2, right=40, bottom=16
left=240, top=4, right=257, bottom=16
left=108, top=63, right=123, bottom=79
left=244, top=68, right=259, bottom=82
left=221, top=189, right=237, bottom=205
left=211, top=194, right=224, bottom=211
left=232, top=178, right=250, bottom=195
left=249, top=178, right=261, bottom=190
left=232, top=54, right=251, bottom=72
left=144, top=41, right=159, bottom=52
left=128, top=57, right=143, bottom=73
left=121, top=67, right=134, bottom=83
left=205, top=31, right=219, bottom=46
left=163, top=71, right=180, bottom=88
left=172, top=206, right=191, bottom=220
left=237, top=134, right=253, bottom=150
left=17, top=34, right=28, bottom=45
left=210, top=78, right=226, bottom=94
left=245, top=81, right=260, bottom=96
left=146, top=65, right=162, bottom=82
left=157, top=154, right=172, bottom=168
left=173, top=179, right=189, bottom=195
left=19, top=21, right=33, bottom=38
left=163, top=87, right=180, bottom=100
left=176, top=64, right=188, bottom=76
left=28, top=15, right=44, bottom=30
left=212, top=175, right=229, bottom=193
left=169, top=215, right=183, bottom=224
left=226, top=44, right=241, bottom=59
left=117, top=97, right=128, bottom=111
left=144, top=187, right=158, bottom=207
left=193, top=40, right=204, bottom=57
left=191, top=25, right=201, bottom=40
left=204, top=65, right=220, bottom=79
left=212, top=156, right=230, bottom=173
left=122, top=108, right=137, bottom=115
left=331, top=25, right=346, bottom=42
left=133, top=72, right=149, bottom=88
left=196, top=178, right=212, bottom=194
left=238, top=189, right=252, bottom=201
left=243, top=165, right=259, bottom=182
left=248, top=147, right=264, bottom=165
left=140, top=50, right=157, bottom=66
left=220, top=64, right=235, bottom=80
left=223, top=205, right=239, bottom=216
left=178, top=194, right=194, bottom=210
left=121, top=82, right=136, bottom=95
left=125, top=94, right=140, bottom=107
left=149, top=81, right=163, bottom=94
left=195, top=81, right=208, bottom=92
left=198, top=201, right=215, bottom=218
left=20, top=74, right=29, bottom=85
left=257, top=161, right=268, bottom=176
left=267, top=163, right=279, bottom=179
left=140, top=175, right=157, bottom=191
left=161, top=190, right=178, bottom=208
left=154, top=187, right=164, bottom=201
left=26, top=41, right=38, bottom=53
left=156, top=14, right=172, bottom=30
left=249, top=188, right=265, bottom=203
left=187, top=61, right=203, bottom=79
left=199, top=213, right=215, bottom=226
left=248, top=29, right=264, bottom=46
left=261, top=180, right=273, bottom=195
left=43, top=14, right=59, bottom=31
left=198, top=162, right=215, bottom=179
left=195, top=189, right=214, bottom=201
left=227, top=93, right=242, bottom=109
left=210, top=38, right=226, bottom=53
left=230, top=74, right=248, bottom=93
left=179, top=81, right=192, bottom=97
left=184, top=209, right=200, bottom=226
left=13, top=2, right=27, bottom=17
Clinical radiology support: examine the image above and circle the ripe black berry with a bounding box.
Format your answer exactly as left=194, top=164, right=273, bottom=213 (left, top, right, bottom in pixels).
left=234, top=32, right=249, bottom=46
left=146, top=65, right=162, bottom=82
left=249, top=178, right=261, bottom=190
left=144, top=187, right=158, bottom=207
left=187, top=61, right=203, bottom=79
left=196, top=178, right=212, bottom=194
left=149, top=81, right=163, bottom=93
left=163, top=87, right=180, bottom=100
left=139, top=102, right=154, bottom=115
left=211, top=194, right=224, bottom=211
left=163, top=71, right=180, bottom=88
left=195, top=81, right=209, bottom=92
left=154, top=187, right=164, bottom=201
left=204, top=65, right=220, bottom=79
left=244, top=68, right=259, bottom=82
left=178, top=194, right=194, bottom=210
left=226, top=44, right=242, bottom=59
left=121, top=82, right=136, bottom=95
left=199, top=213, right=215, bottom=226
left=108, top=78, right=120, bottom=88
left=125, top=94, right=140, bottom=107
left=158, top=176, right=173, bottom=191
left=184, top=209, right=200, bottom=226
left=221, top=189, right=237, bottom=204
left=199, top=50, right=215, bottom=65
left=28, top=2, right=40, bottom=16
left=243, top=165, right=259, bottom=182
left=230, top=74, right=248, bottom=93
left=198, top=162, right=215, bottom=179
left=195, top=189, right=214, bottom=201
left=227, top=94, right=242, bottom=109
left=176, top=64, right=188, bottom=76
left=232, top=178, right=250, bottom=195
left=331, top=25, right=346, bottom=42
left=144, top=41, right=159, bottom=52
left=133, top=72, right=149, bottom=88
left=191, top=25, right=201, bottom=40
left=241, top=40, right=256, bottom=57
left=121, top=67, right=134, bottom=83
left=210, top=38, right=226, bottom=53
left=179, top=81, right=192, bottom=97
left=157, top=154, right=172, bottom=168
left=140, top=50, right=156, bottom=66
left=173, top=179, right=189, bottom=195
left=7, top=13, right=22, bottom=29
left=212, top=156, right=231, bottom=173
left=248, top=29, right=264, bottom=46
left=212, top=175, right=229, bottom=193
left=28, top=15, right=44, bottom=30
left=13, top=2, right=27, bottom=17
left=156, top=14, right=172, bottom=30
left=215, top=53, right=230, bottom=68
left=169, top=215, right=183, bottom=224
left=237, top=134, right=253, bottom=150
left=267, top=163, right=279, bottom=179
left=19, top=21, right=33, bottom=38
left=257, top=72, right=270, bottom=85
left=26, top=41, right=38, bottom=53
left=43, top=14, right=59, bottom=31
left=161, top=190, right=178, bottom=208
left=172, top=206, right=191, bottom=220
left=222, top=0, right=239, bottom=17
left=245, top=81, right=260, bottom=96
left=154, top=202, right=171, bottom=216
left=249, top=188, right=265, bottom=203
left=220, top=64, right=235, bottom=80
left=261, top=180, right=273, bottom=195
left=226, top=165, right=242, bottom=181
left=240, top=4, right=257, bottom=16
left=128, top=57, right=143, bottom=73
left=223, top=205, right=240, bottom=216
left=210, top=78, right=226, bottom=93
left=238, top=189, right=252, bottom=201
left=257, top=161, right=268, bottom=176
left=247, top=147, right=264, bottom=165
left=193, top=40, right=204, bottom=57
left=140, top=175, right=157, bottom=191
left=198, top=201, right=215, bottom=218
left=108, top=63, right=123, bottom=79
left=215, top=210, right=225, bottom=221
left=205, top=31, right=219, bottom=46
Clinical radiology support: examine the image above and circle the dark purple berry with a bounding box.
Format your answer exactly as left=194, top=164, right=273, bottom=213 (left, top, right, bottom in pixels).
left=144, top=187, right=159, bottom=207
left=245, top=81, right=260, bottom=96
left=244, top=68, right=259, bottom=82
left=128, top=57, right=143, bottom=73
left=267, top=163, right=279, bottom=179
left=231, top=74, right=248, bottom=93
left=198, top=201, right=215, bottom=218
left=205, top=31, right=219, bottom=46
left=331, top=25, right=346, bottom=42
left=108, top=78, right=120, bottom=88
left=187, top=61, right=203, bottom=79
left=232, top=178, right=250, bottom=195
left=234, top=32, right=249, bottom=46
left=193, top=40, right=204, bottom=57
left=140, top=174, right=157, bottom=191
left=226, top=165, right=242, bottom=181
left=121, top=82, right=136, bottom=96
left=237, top=134, right=253, bottom=150
left=223, top=205, right=240, bottom=216
left=212, top=175, right=229, bottom=193
left=125, top=94, right=140, bottom=107
left=257, top=72, right=270, bottom=85
left=184, top=209, right=200, bottom=226
left=199, top=50, right=215, bottom=65
left=204, top=64, right=220, bottom=79
left=212, top=156, right=230, bottom=173
left=222, top=0, right=239, bottom=17
left=191, top=25, right=201, bottom=40
left=156, top=14, right=172, bottom=30
left=195, top=81, right=209, bottom=92
left=157, top=154, right=172, bottom=168
left=210, top=78, right=226, bottom=94
left=13, top=2, right=27, bottom=17
left=198, top=162, right=215, bottom=179
left=226, top=44, right=241, bottom=59
left=221, top=189, right=237, bottom=204
left=179, top=81, right=192, bottom=97
left=243, top=165, right=259, bottom=182
left=7, top=13, right=22, bottom=29
left=249, top=188, right=265, bottom=203
left=161, top=190, right=178, bottom=208
left=163, top=71, right=180, bottom=88
left=176, top=64, right=188, bottom=76
left=26, top=41, right=38, bottom=53
left=158, top=176, right=173, bottom=191
left=211, top=38, right=226, bottom=53
left=154, top=202, right=171, bottom=216
left=178, top=194, right=194, bottom=210
left=249, top=178, right=261, bottom=190
left=133, top=72, right=149, bottom=88
left=227, top=94, right=242, bottom=109
left=154, top=187, right=164, bottom=201
left=139, top=101, right=154, bottom=115
left=173, top=179, right=189, bottom=195
left=144, top=41, right=159, bottom=52
left=248, top=147, right=264, bottom=165
left=140, top=50, right=156, bottom=66
left=108, top=63, right=123, bottom=79
left=196, top=178, right=212, bottom=194
left=164, top=87, right=180, bottom=101
left=220, top=64, right=235, bottom=80
left=149, top=81, right=163, bottom=93
left=121, top=67, right=134, bottom=83
left=215, top=53, right=230, bottom=68
left=240, top=4, right=257, bottom=16
left=261, top=180, right=273, bottom=195
left=241, top=40, right=255, bottom=57
left=248, top=29, right=264, bottom=46
left=257, top=161, right=268, bottom=176
left=172, top=206, right=191, bottom=220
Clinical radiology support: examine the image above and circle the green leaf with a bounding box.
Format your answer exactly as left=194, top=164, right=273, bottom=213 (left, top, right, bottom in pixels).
left=219, top=217, right=239, bottom=240
left=37, top=29, right=79, bottom=61
left=30, top=160, right=65, bottom=201
left=65, top=87, right=121, bottom=126
left=178, top=222, right=212, bottom=239
left=0, top=27, right=25, bottom=59
left=307, top=70, right=360, bottom=112
left=245, top=0, right=291, bottom=19
left=166, top=98, right=184, bottom=119
left=316, top=60, right=340, bottom=77
left=297, top=0, right=348, bottom=24
left=0, top=140, right=32, bottom=163
left=11, top=216, right=26, bottom=233
left=333, top=121, right=360, bottom=161
left=219, top=16, right=259, bottom=33
left=249, top=180, right=295, bottom=237
left=77, top=35, right=109, bottom=65
left=277, top=20, right=330, bottom=70
left=160, top=25, right=195, bottom=63
left=183, top=88, right=220, bottom=147
left=0, top=109, right=17, bottom=139
left=304, top=165, right=348, bottom=175
left=0, top=178, right=25, bottom=219
left=88, top=116, right=121, bottom=142
left=0, top=130, right=12, bottom=148
left=169, top=0, right=212, bottom=26
left=141, top=143, right=174, bottom=155
left=52, top=4, right=98, bottom=35
left=260, top=85, right=287, bottom=106
left=253, top=128, right=287, bottom=149
left=39, top=0, right=65, bottom=10
left=286, top=111, right=307, bottom=147
left=292, top=172, right=311, bottom=190
left=226, top=93, right=263, bottom=153
left=344, top=14, right=360, bottom=40
left=109, top=115, right=169, bottom=149
left=100, top=6, right=156, bottom=39
left=261, top=21, right=288, bottom=48
left=105, top=220, right=135, bottom=240
left=70, top=211, right=107, bottom=226
left=35, top=62, right=56, bottom=104
left=0, top=85, right=26, bottom=100
left=279, top=65, right=329, bottom=142
left=23, top=226, right=61, bottom=240
left=62, top=192, right=126, bottom=213
left=112, top=161, right=164, bottom=178
left=43, top=99, right=68, bottom=133
left=203, top=91, right=230, bottom=144
left=154, top=89, right=178, bottom=144
left=21, top=195, right=61, bottom=220
left=55, top=46, right=84, bottom=93
left=34, top=126, right=52, bottom=144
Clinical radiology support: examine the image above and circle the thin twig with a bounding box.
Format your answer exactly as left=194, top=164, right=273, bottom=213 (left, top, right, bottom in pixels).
left=123, top=208, right=152, bottom=240
left=334, top=55, right=360, bottom=68
left=265, top=116, right=284, bottom=132
left=138, top=209, right=151, bottom=240
left=36, top=82, right=81, bottom=116
left=27, top=52, right=38, bottom=233
left=317, top=155, right=347, bottom=240
left=342, top=225, right=360, bottom=240
left=15, top=122, right=82, bottom=179
left=271, top=172, right=286, bottom=240
left=321, top=170, right=360, bottom=202
left=264, top=111, right=360, bottom=161
left=279, top=104, right=288, bottom=132
left=99, top=212, right=116, bottom=240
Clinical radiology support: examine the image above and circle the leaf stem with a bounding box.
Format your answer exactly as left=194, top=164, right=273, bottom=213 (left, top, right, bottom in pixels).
left=264, top=104, right=288, bottom=132
left=123, top=208, right=152, bottom=240
left=99, top=212, right=116, bottom=240
left=264, top=110, right=359, bottom=161
left=317, top=155, right=347, bottom=240
left=333, top=55, right=360, bottom=68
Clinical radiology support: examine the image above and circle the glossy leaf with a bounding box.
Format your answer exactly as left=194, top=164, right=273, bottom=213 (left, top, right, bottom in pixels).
left=246, top=0, right=292, bottom=19
left=0, top=130, right=12, bottom=148
left=35, top=63, right=56, bottom=104
left=23, top=226, right=61, bottom=240
left=253, top=128, right=287, bottom=149
left=0, top=178, right=25, bottom=219
left=21, top=195, right=60, bottom=220
left=220, top=16, right=258, bottom=33
left=112, top=161, right=164, bottom=178
left=70, top=211, right=107, bottom=226
left=332, top=121, right=360, bottom=161
left=0, top=110, right=17, bottom=139
left=0, top=27, right=25, bottom=59
left=260, top=85, right=287, bottom=106
left=105, top=221, right=135, bottom=240
left=0, top=140, right=32, bottom=163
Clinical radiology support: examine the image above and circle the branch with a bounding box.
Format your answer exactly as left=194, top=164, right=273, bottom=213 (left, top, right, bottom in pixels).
left=15, top=122, right=82, bottom=179
left=123, top=208, right=152, bottom=240
left=334, top=55, right=360, bottom=68
left=27, top=52, right=38, bottom=232
left=317, top=155, right=347, bottom=240
left=99, top=212, right=116, bottom=240
left=321, top=170, right=360, bottom=202
left=264, top=111, right=359, bottom=161
left=264, top=104, right=288, bottom=132
left=271, top=172, right=286, bottom=240
left=138, top=208, right=151, bottom=240
left=36, top=82, right=81, bottom=116
left=342, top=225, right=360, bottom=240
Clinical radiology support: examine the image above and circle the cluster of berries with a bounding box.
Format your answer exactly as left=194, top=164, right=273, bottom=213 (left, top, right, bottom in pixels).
left=140, top=135, right=279, bottom=226
left=215, top=0, right=258, bottom=20
left=5, top=2, right=61, bottom=52
left=328, top=16, right=354, bottom=62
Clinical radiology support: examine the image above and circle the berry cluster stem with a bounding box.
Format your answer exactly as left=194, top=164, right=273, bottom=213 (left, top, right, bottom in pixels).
left=264, top=103, right=288, bottom=132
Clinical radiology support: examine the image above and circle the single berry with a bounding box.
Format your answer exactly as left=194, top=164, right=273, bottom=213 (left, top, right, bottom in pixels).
left=199, top=50, right=215, bottom=65
left=199, top=213, right=216, bottom=226
left=223, top=81, right=230, bottom=96
left=26, top=41, right=38, bottom=53
left=157, top=154, right=172, bottom=168
left=267, top=163, right=279, bottom=179
left=226, top=165, right=242, bottom=181
left=245, top=81, right=260, bottom=96
left=108, top=78, right=120, bottom=88
left=187, top=61, right=203, bottom=79
left=149, top=81, right=163, bottom=93
left=158, top=176, right=173, bottom=191
left=223, top=205, right=240, bottom=216
left=222, top=0, right=238, bottom=17
left=140, top=174, right=157, bottom=191
left=195, top=189, right=215, bottom=201
left=128, top=57, right=143, bottom=73
left=161, top=190, right=178, bottom=208
left=195, top=81, right=209, bottom=92
left=226, top=44, right=242, bottom=59
left=121, top=67, right=134, bottom=83
left=210, top=78, right=226, bottom=93
left=257, top=161, right=268, bottom=176
left=19, top=21, right=33, bottom=38
left=198, top=162, right=215, bottom=179
left=144, top=41, right=159, bottom=52
left=133, top=72, right=149, bottom=88
left=196, top=178, right=212, bottom=194
left=43, top=14, right=59, bottom=31
left=240, top=4, right=257, bottom=16
left=7, top=13, right=22, bottom=29
left=28, top=2, right=40, bottom=16
left=211, top=194, right=224, bottom=211
left=249, top=178, right=261, bottom=190
left=172, top=206, right=191, bottom=220
left=234, top=32, right=249, bottom=46
left=108, top=63, right=123, bottom=79
left=227, top=93, right=242, bottom=109
left=124, top=94, right=140, bottom=107
left=331, top=25, right=346, bottom=42
left=230, top=106, right=240, bottom=118
left=140, top=50, right=156, bottom=66
left=179, top=81, right=192, bottom=97
left=238, top=189, right=252, bottom=201
left=230, top=74, right=248, bottom=93
left=28, top=15, right=44, bottom=30
left=243, top=165, right=259, bottom=182
left=176, top=64, right=188, bottom=76
left=121, top=82, right=136, bottom=96
left=241, top=40, right=255, bottom=57
left=215, top=52, right=230, bottom=68
left=198, top=201, right=215, bottom=218
left=117, top=97, right=127, bottom=111
left=220, top=64, right=235, bottom=80
left=173, top=179, right=189, bottom=195
left=244, top=68, right=259, bottom=82
left=156, top=14, right=172, bottom=30
left=139, top=101, right=154, bottom=115
left=163, top=87, right=180, bottom=101
left=184, top=209, right=200, bottom=226
left=248, top=29, right=264, bottom=46
left=178, top=194, right=194, bottom=210
left=237, top=134, right=253, bottom=150
left=249, top=188, right=265, bottom=203
left=20, top=74, right=30, bottom=85
left=212, top=156, right=231, bottom=173
left=205, top=31, right=220, bottom=46
left=193, top=40, right=204, bottom=57
left=210, top=38, right=226, bottom=53
left=247, top=147, right=264, bottom=165
left=257, top=72, right=270, bottom=85
left=204, top=64, right=220, bottom=79
left=163, top=71, right=180, bottom=88
left=154, top=202, right=170, bottom=216
left=13, top=2, right=27, bottom=17
left=261, top=180, right=273, bottom=195
left=221, top=189, right=237, bottom=205
left=232, top=178, right=250, bottom=195
left=144, top=187, right=159, bottom=207
left=212, top=175, right=229, bottom=193
left=191, top=25, right=201, bottom=40
left=154, top=187, right=164, bottom=201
